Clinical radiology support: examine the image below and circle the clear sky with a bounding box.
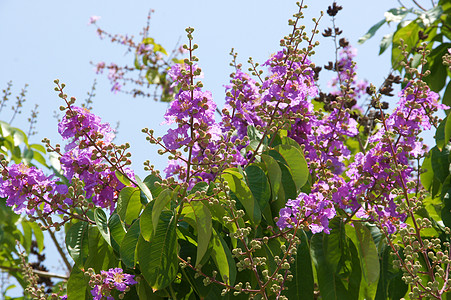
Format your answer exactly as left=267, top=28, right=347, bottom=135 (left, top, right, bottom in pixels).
left=0, top=0, right=398, bottom=175
left=0, top=0, right=403, bottom=294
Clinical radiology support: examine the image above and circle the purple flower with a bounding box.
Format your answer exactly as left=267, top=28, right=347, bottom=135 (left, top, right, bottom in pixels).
left=0, top=164, right=60, bottom=215
left=102, top=268, right=137, bottom=292
left=58, top=106, right=115, bottom=149
left=111, top=82, right=121, bottom=94
left=222, top=70, right=263, bottom=144
left=277, top=188, right=336, bottom=234
left=91, top=268, right=137, bottom=299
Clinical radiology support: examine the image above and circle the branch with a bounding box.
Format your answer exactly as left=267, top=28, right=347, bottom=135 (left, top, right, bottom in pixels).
left=0, top=265, right=68, bottom=280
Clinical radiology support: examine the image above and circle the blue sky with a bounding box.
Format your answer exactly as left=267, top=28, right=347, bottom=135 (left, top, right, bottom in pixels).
left=0, top=0, right=403, bottom=293
left=0, top=0, right=398, bottom=175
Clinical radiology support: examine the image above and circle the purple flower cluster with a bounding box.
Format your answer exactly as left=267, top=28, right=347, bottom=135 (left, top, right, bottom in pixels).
left=91, top=268, right=137, bottom=300
left=222, top=69, right=263, bottom=145
left=276, top=186, right=336, bottom=234
left=0, top=164, right=67, bottom=215
left=162, top=63, right=242, bottom=181
left=58, top=106, right=114, bottom=150
left=333, top=86, right=447, bottom=233
left=59, top=106, right=133, bottom=210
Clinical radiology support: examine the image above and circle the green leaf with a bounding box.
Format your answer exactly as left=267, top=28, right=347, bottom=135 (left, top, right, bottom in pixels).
left=143, top=174, right=163, bottom=198
left=135, top=174, right=154, bottom=202
left=140, top=201, right=154, bottom=242
left=445, top=115, right=451, bottom=149
left=115, top=170, right=132, bottom=186
left=30, top=143, right=45, bottom=153
left=65, top=221, right=89, bottom=267
left=210, top=228, right=236, bottom=286
left=21, top=221, right=32, bottom=253
left=431, top=145, right=451, bottom=182
left=311, top=219, right=361, bottom=300
left=261, top=154, right=282, bottom=201
left=285, top=231, right=314, bottom=300
left=152, top=189, right=172, bottom=234
left=442, top=81, right=451, bottom=111
left=220, top=171, right=261, bottom=225
left=84, top=227, right=117, bottom=272
left=138, top=210, right=178, bottom=291
left=67, top=266, right=89, bottom=299
left=441, top=175, right=451, bottom=228
left=108, top=213, right=126, bottom=254
left=245, top=165, right=271, bottom=211
left=274, top=144, right=309, bottom=190
left=186, top=201, right=212, bottom=267
left=29, top=221, right=44, bottom=253
left=358, top=19, right=386, bottom=44
left=117, top=187, right=142, bottom=224
left=420, top=155, right=434, bottom=191
left=392, top=21, right=421, bottom=70
left=94, top=208, right=111, bottom=246
left=375, top=246, right=408, bottom=300
left=424, top=44, right=450, bottom=92
left=120, top=219, right=141, bottom=268
left=436, top=119, right=447, bottom=150
left=346, top=223, right=380, bottom=285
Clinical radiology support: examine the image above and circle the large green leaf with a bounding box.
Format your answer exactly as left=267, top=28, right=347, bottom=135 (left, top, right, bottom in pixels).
left=135, top=174, right=154, bottom=202
left=261, top=154, right=282, bottom=201
left=143, top=174, right=164, bottom=198
left=245, top=165, right=271, bottom=211
left=29, top=221, right=44, bottom=253
left=210, top=228, right=236, bottom=286
left=140, top=201, right=154, bottom=242
left=441, top=175, right=451, bottom=228
left=285, top=231, right=314, bottom=300
left=431, top=145, right=451, bottom=182
left=221, top=171, right=261, bottom=225
left=67, top=266, right=89, bottom=299
left=346, top=223, right=380, bottom=300
left=152, top=189, right=172, bottom=234
left=184, top=201, right=212, bottom=267
left=138, top=210, right=178, bottom=291
left=424, top=43, right=451, bottom=92
left=120, top=219, right=141, bottom=268
left=420, top=155, right=434, bottom=191
left=442, top=81, right=451, bottom=110
left=108, top=213, right=126, bottom=254
left=311, top=219, right=362, bottom=300
left=375, top=246, right=408, bottom=300
left=94, top=208, right=111, bottom=246
left=274, top=144, right=309, bottom=190
left=117, top=187, right=143, bottom=224
left=84, top=227, right=117, bottom=272
left=65, top=221, right=89, bottom=267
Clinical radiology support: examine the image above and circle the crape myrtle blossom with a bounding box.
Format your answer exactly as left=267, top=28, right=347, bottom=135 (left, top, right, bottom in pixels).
left=222, top=69, right=263, bottom=146
left=162, top=63, right=242, bottom=181
left=0, top=163, right=68, bottom=215
left=333, top=85, right=447, bottom=233
left=91, top=268, right=137, bottom=300
left=58, top=106, right=134, bottom=211
left=261, top=50, right=357, bottom=174
left=276, top=180, right=338, bottom=234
